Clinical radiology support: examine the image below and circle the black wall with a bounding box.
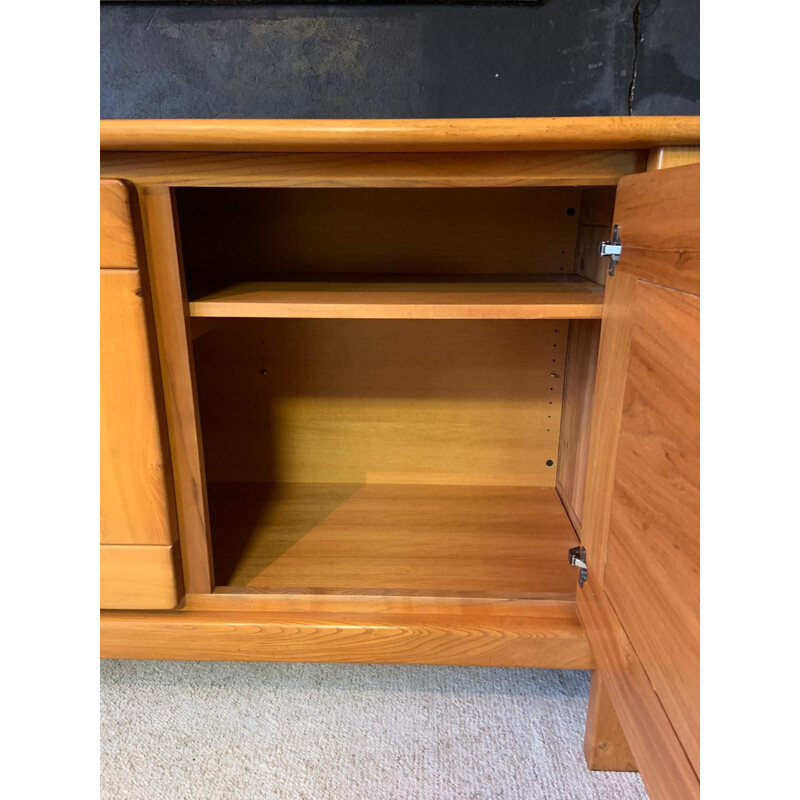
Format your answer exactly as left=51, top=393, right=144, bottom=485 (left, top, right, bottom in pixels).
left=101, top=1, right=699, bottom=118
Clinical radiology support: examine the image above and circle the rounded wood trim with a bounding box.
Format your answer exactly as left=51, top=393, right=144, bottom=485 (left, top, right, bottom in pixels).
left=100, top=116, right=700, bottom=152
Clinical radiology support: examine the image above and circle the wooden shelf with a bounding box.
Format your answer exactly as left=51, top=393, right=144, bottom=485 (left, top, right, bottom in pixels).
left=188, top=275, right=604, bottom=320
left=210, top=483, right=579, bottom=596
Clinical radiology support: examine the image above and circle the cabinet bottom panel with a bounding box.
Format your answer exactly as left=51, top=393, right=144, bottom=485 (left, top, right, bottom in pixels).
left=210, top=483, right=579, bottom=596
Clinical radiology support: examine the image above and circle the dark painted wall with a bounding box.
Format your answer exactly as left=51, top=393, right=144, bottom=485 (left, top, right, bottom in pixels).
left=100, top=1, right=699, bottom=118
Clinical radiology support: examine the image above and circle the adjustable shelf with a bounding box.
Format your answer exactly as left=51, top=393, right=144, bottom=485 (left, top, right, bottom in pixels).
left=187, top=274, right=604, bottom=320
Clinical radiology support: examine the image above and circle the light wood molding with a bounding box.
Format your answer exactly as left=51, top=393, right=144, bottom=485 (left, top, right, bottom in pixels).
left=584, top=672, right=637, bottom=772
left=101, top=149, right=644, bottom=189
left=100, top=601, right=593, bottom=668
left=188, top=591, right=578, bottom=618
left=100, top=117, right=699, bottom=152
left=100, top=544, right=181, bottom=610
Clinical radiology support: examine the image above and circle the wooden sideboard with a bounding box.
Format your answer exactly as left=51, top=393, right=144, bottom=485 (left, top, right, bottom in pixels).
left=100, top=117, right=700, bottom=800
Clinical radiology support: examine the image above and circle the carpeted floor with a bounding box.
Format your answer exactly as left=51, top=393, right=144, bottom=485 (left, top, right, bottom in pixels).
left=101, top=661, right=648, bottom=800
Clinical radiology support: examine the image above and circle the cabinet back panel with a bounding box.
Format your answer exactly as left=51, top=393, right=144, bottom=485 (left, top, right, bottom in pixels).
left=193, top=319, right=567, bottom=487
left=177, top=187, right=581, bottom=280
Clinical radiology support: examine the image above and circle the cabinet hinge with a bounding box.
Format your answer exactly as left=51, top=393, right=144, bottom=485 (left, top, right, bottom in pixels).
left=568, top=545, right=588, bottom=587
left=598, top=224, right=622, bottom=276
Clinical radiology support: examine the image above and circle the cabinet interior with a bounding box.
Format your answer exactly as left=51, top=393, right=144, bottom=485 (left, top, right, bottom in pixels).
left=176, top=185, right=614, bottom=598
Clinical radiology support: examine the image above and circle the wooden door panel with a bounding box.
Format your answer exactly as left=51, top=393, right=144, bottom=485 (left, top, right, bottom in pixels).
left=577, top=163, right=700, bottom=799
left=604, top=282, right=700, bottom=773
left=578, top=580, right=699, bottom=800
left=609, top=164, right=699, bottom=294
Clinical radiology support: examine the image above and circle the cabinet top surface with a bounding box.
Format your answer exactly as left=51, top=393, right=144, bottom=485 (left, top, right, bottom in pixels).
left=100, top=116, right=700, bottom=153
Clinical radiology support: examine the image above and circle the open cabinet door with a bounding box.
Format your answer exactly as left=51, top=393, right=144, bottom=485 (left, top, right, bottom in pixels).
left=577, top=163, right=699, bottom=799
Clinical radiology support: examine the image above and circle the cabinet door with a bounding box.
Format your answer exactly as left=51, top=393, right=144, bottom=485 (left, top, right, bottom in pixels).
left=100, top=179, right=181, bottom=609
left=577, top=164, right=699, bottom=799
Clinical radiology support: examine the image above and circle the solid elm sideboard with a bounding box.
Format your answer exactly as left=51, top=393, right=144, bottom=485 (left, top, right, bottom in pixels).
left=99, top=117, right=700, bottom=799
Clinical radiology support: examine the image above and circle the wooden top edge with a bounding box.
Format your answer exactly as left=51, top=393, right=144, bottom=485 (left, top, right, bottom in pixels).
left=100, top=117, right=700, bottom=152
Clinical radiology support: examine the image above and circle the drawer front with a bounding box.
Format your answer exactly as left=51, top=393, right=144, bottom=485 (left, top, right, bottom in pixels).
left=100, top=268, right=174, bottom=546
left=100, top=179, right=139, bottom=268
left=100, top=545, right=181, bottom=610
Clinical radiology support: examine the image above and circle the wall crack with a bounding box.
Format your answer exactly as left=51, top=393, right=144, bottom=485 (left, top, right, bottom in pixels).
left=627, top=1, right=641, bottom=115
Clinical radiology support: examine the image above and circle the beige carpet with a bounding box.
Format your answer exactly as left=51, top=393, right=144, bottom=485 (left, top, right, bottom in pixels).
left=101, top=662, right=647, bottom=800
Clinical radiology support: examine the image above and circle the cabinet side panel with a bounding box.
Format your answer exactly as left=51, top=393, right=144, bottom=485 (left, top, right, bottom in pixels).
left=573, top=187, right=616, bottom=286
left=556, top=319, right=601, bottom=536
left=138, top=187, right=214, bottom=593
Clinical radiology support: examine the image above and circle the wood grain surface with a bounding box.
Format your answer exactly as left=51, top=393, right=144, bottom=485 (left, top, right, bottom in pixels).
left=578, top=163, right=700, bottom=798
left=573, top=186, right=617, bottom=286
left=138, top=187, right=214, bottom=593
left=100, top=604, right=593, bottom=668
left=176, top=187, right=582, bottom=277
left=100, top=269, right=174, bottom=546
left=101, top=150, right=643, bottom=189
left=646, top=146, right=700, bottom=171
left=577, top=582, right=697, bottom=798
left=188, top=276, right=604, bottom=320
left=584, top=671, right=638, bottom=772
left=611, top=163, right=700, bottom=295
left=208, top=483, right=579, bottom=595
left=100, top=544, right=181, bottom=610
left=193, top=319, right=568, bottom=487
left=100, top=117, right=699, bottom=152
left=100, top=179, right=139, bottom=268
left=556, top=319, right=601, bottom=536
left=604, top=282, right=699, bottom=773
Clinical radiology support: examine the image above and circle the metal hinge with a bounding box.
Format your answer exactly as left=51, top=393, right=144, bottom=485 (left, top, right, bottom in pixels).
left=598, top=224, right=622, bottom=276
left=568, top=545, right=588, bottom=588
